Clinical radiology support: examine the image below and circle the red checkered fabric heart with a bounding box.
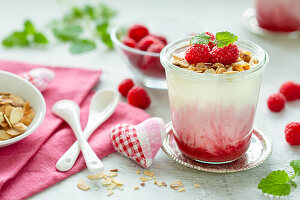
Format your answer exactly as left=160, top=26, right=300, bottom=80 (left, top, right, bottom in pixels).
left=111, top=124, right=147, bottom=167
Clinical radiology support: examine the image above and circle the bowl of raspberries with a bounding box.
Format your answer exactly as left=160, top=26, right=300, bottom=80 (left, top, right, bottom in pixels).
left=111, top=23, right=168, bottom=89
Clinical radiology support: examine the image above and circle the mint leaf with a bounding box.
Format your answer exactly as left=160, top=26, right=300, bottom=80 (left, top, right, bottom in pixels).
left=83, top=5, right=95, bottom=19
left=24, top=20, right=35, bottom=35
left=258, top=170, right=291, bottom=196
left=53, top=25, right=83, bottom=41
left=99, top=3, right=117, bottom=20
left=69, top=39, right=96, bottom=54
left=289, top=180, right=297, bottom=188
left=190, top=33, right=211, bottom=45
left=290, top=160, right=300, bottom=176
left=97, top=21, right=113, bottom=49
left=2, top=32, right=29, bottom=47
left=215, top=31, right=238, bottom=48
left=33, top=32, right=48, bottom=44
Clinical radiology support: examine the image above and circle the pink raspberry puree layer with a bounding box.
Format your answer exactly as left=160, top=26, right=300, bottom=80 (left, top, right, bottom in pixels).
left=172, top=104, right=255, bottom=163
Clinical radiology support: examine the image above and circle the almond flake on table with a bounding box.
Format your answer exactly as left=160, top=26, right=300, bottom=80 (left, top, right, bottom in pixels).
left=107, top=190, right=114, bottom=196
left=96, top=171, right=106, bottom=179
left=178, top=188, right=186, bottom=192
left=136, top=170, right=140, bottom=175
left=140, top=176, right=149, bottom=182
left=157, top=182, right=167, bottom=187
left=134, top=185, right=139, bottom=190
left=194, top=184, right=200, bottom=188
left=77, top=180, right=90, bottom=191
left=106, top=172, right=118, bottom=177
left=143, top=171, right=155, bottom=178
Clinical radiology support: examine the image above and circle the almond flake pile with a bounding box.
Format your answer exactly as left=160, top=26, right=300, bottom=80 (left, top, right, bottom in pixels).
left=77, top=169, right=202, bottom=196
left=172, top=50, right=258, bottom=74
left=0, top=92, right=35, bottom=141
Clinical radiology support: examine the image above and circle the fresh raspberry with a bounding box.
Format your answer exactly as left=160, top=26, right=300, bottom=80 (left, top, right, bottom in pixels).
left=285, top=122, right=300, bottom=145
left=136, top=35, right=163, bottom=51
left=205, top=32, right=216, bottom=50
left=211, top=43, right=239, bottom=65
left=122, top=37, right=136, bottom=48
left=118, top=79, right=135, bottom=97
left=127, top=86, right=151, bottom=109
left=146, top=43, right=165, bottom=53
left=151, top=34, right=167, bottom=45
left=267, top=93, right=286, bottom=112
left=279, top=81, right=300, bottom=101
left=185, top=44, right=211, bottom=64
left=128, top=24, right=149, bottom=42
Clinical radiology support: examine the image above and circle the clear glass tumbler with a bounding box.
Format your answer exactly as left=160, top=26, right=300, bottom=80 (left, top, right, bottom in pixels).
left=160, top=37, right=269, bottom=164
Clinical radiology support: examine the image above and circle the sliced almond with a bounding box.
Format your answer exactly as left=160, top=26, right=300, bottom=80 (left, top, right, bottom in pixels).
left=96, top=171, right=106, bottom=179
left=194, top=184, right=200, bottom=188
left=87, top=175, right=97, bottom=180
left=77, top=180, right=90, bottom=191
left=140, top=177, right=148, bottom=182
left=3, top=114, right=12, bottom=128
left=0, top=130, right=12, bottom=140
left=107, top=190, right=114, bottom=196
left=170, top=180, right=183, bottom=190
left=143, top=171, right=155, bottom=178
left=133, top=185, right=139, bottom=190
left=136, top=170, right=140, bottom=175
left=0, top=112, right=3, bottom=124
left=24, top=109, right=35, bottom=120
left=107, top=183, right=118, bottom=190
left=103, top=178, right=113, bottom=186
left=4, top=105, right=14, bottom=117
left=233, top=66, right=244, bottom=72
left=106, top=172, right=117, bottom=177
left=9, top=94, right=25, bottom=106
left=178, top=188, right=186, bottom=192
left=0, top=99, right=13, bottom=105
left=13, top=123, right=27, bottom=133
left=9, top=107, right=24, bottom=125
left=157, top=182, right=167, bottom=187
left=112, top=179, right=123, bottom=186
left=6, top=128, right=23, bottom=136
left=23, top=102, right=30, bottom=111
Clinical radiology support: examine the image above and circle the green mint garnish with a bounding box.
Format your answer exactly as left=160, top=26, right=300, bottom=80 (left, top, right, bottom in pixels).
left=190, top=31, right=238, bottom=48
left=70, top=39, right=96, bottom=54
left=2, top=20, right=48, bottom=48
left=258, top=159, right=300, bottom=196
left=2, top=3, right=116, bottom=54
left=215, top=31, right=238, bottom=48
left=190, top=33, right=212, bottom=45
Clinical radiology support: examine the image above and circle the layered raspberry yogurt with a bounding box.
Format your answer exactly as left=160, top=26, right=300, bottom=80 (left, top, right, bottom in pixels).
left=160, top=32, right=269, bottom=163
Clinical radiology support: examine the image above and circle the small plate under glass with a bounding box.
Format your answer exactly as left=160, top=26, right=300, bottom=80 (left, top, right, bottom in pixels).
left=242, top=7, right=300, bottom=39
left=161, top=122, right=272, bottom=173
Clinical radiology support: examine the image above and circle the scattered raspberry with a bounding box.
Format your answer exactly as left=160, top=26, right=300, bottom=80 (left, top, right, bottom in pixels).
left=185, top=44, right=211, bottom=64
left=136, top=35, right=163, bottom=51
left=122, top=37, right=136, bottom=48
left=267, top=93, right=286, bottom=112
left=205, top=32, right=216, bottom=50
left=143, top=43, right=165, bottom=73
left=151, top=34, right=167, bottom=45
left=127, top=86, right=151, bottom=109
left=285, top=122, right=300, bottom=145
left=211, top=43, right=239, bottom=65
left=128, top=24, right=149, bottom=42
left=118, top=79, right=135, bottom=97
left=279, top=81, right=300, bottom=101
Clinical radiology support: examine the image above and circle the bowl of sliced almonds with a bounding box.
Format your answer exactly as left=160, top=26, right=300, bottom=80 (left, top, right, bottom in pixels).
left=0, top=70, right=46, bottom=147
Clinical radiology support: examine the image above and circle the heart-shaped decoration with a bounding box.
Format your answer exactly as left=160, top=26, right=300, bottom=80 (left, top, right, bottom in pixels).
left=111, top=117, right=166, bottom=168
left=20, top=68, right=55, bottom=92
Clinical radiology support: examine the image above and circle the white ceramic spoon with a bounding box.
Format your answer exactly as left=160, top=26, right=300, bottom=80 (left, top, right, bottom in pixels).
left=55, top=89, right=119, bottom=172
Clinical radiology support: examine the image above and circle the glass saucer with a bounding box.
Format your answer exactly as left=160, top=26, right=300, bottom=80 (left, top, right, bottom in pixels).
left=242, top=7, right=300, bottom=39
left=161, top=122, right=272, bottom=173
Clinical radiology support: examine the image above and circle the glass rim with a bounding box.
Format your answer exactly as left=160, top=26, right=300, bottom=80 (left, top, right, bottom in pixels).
left=110, top=23, right=160, bottom=57
left=160, top=36, right=269, bottom=80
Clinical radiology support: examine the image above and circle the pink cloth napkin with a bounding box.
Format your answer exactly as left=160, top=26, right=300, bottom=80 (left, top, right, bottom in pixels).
left=0, top=61, right=150, bottom=200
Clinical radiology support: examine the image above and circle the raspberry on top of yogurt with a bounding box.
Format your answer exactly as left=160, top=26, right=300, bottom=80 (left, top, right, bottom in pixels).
left=172, top=31, right=259, bottom=74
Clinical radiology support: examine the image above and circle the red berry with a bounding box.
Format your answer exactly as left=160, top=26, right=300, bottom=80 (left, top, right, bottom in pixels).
left=128, top=24, right=149, bottom=42
left=151, top=34, right=167, bottom=45
left=127, top=86, right=151, bottom=109
left=205, top=32, right=216, bottom=50
left=279, top=81, right=300, bottom=101
left=118, top=79, right=135, bottom=97
left=211, top=43, right=239, bottom=65
left=146, top=43, right=165, bottom=53
left=185, top=44, right=211, bottom=64
left=143, top=43, right=165, bottom=75
left=136, top=35, right=163, bottom=51
left=122, top=37, right=136, bottom=48
left=285, top=122, right=300, bottom=145
left=267, top=93, right=286, bottom=112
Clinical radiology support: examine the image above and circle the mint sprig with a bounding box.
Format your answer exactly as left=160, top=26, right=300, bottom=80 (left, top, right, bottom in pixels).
left=258, top=159, right=300, bottom=196
left=190, top=33, right=212, bottom=45
left=190, top=31, right=238, bottom=48
left=215, top=31, right=238, bottom=48
left=2, top=20, right=48, bottom=48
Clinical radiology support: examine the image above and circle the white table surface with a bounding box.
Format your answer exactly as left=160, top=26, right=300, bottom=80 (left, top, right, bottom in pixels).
left=1, top=0, right=300, bottom=199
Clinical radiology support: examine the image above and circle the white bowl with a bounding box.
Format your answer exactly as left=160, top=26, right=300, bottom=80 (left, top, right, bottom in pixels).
left=0, top=70, right=46, bottom=147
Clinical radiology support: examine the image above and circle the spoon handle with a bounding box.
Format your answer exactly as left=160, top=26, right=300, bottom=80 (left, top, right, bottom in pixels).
left=56, top=119, right=106, bottom=171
